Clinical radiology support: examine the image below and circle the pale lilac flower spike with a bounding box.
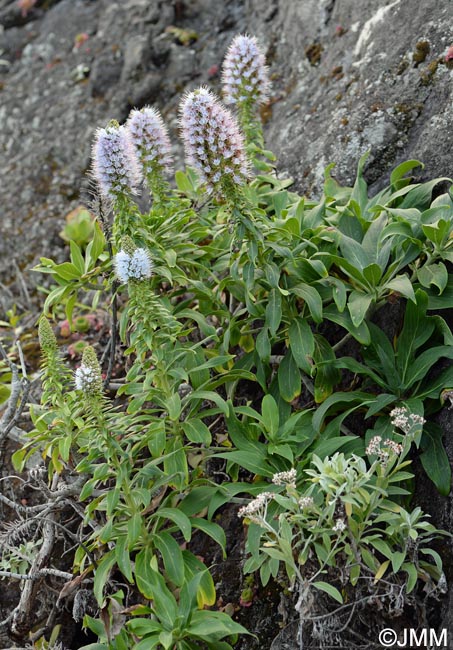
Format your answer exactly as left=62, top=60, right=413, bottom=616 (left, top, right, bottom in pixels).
left=179, top=87, right=249, bottom=193
left=127, top=107, right=173, bottom=175
left=222, top=34, right=270, bottom=107
left=114, top=248, right=153, bottom=284
left=91, top=122, right=142, bottom=201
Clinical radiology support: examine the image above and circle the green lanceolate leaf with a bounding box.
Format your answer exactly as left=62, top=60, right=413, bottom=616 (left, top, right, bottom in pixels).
left=266, top=288, right=282, bottom=336
left=348, top=290, right=373, bottom=327
left=390, top=159, right=424, bottom=188
left=182, top=419, right=212, bottom=445
left=154, top=532, right=185, bottom=586
left=420, top=423, right=452, bottom=495
left=93, top=550, right=117, bottom=605
left=312, top=335, right=340, bottom=403
left=278, top=350, right=301, bottom=402
left=417, top=262, right=448, bottom=294
left=261, top=394, right=280, bottom=437
left=288, top=316, right=314, bottom=374
left=135, top=549, right=178, bottom=627
left=385, top=274, right=416, bottom=302
left=312, top=581, right=343, bottom=604
left=187, top=610, right=251, bottom=642
left=291, top=283, right=323, bottom=323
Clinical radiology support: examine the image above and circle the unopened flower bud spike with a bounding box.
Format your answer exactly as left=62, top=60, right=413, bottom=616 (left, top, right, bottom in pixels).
left=38, top=316, right=72, bottom=406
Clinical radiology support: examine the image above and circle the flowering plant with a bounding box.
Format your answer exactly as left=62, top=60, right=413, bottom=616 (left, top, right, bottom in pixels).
left=127, top=106, right=173, bottom=202
left=179, top=86, right=249, bottom=198
left=240, top=423, right=447, bottom=615
left=3, top=28, right=453, bottom=650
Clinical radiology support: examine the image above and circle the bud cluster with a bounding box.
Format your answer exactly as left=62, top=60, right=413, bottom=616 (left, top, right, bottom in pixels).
left=179, top=87, right=249, bottom=194
left=333, top=518, right=346, bottom=533
left=237, top=492, right=274, bottom=525
left=366, top=435, right=404, bottom=462
left=390, top=407, right=425, bottom=434
left=298, top=496, right=314, bottom=510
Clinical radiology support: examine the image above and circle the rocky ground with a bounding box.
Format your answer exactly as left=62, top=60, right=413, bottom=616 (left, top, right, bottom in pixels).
left=1, top=0, right=453, bottom=648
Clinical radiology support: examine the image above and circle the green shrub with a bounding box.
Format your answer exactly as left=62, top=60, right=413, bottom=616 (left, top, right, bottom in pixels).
left=2, top=33, right=452, bottom=650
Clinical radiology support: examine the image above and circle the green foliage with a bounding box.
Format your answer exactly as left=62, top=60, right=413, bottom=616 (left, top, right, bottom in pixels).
left=59, top=206, right=96, bottom=248
left=240, top=450, right=447, bottom=599
left=8, top=60, right=453, bottom=648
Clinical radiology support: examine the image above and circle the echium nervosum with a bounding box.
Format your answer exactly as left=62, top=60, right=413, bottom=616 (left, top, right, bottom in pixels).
left=126, top=106, right=173, bottom=204
left=91, top=120, right=142, bottom=243
left=114, top=236, right=176, bottom=352
left=179, top=87, right=249, bottom=203
left=221, top=34, right=270, bottom=147
left=38, top=316, right=71, bottom=405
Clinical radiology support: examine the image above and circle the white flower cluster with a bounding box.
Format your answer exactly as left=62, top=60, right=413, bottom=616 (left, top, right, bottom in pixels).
left=114, top=248, right=153, bottom=284
left=179, top=87, right=249, bottom=193
left=333, top=518, right=346, bottom=533
left=222, top=34, right=270, bottom=107
left=298, top=496, right=314, bottom=510
left=237, top=491, right=274, bottom=524
left=74, top=365, right=97, bottom=392
left=272, top=468, right=297, bottom=488
left=366, top=435, right=404, bottom=462
left=385, top=439, right=404, bottom=455
left=366, top=435, right=383, bottom=456
left=390, top=407, right=425, bottom=434
left=127, top=106, right=173, bottom=175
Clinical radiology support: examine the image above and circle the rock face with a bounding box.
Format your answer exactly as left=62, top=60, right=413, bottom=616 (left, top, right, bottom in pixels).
left=0, top=0, right=452, bottom=646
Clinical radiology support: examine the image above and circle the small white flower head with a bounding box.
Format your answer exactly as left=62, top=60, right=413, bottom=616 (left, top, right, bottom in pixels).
left=366, top=435, right=404, bottom=464
left=333, top=518, right=346, bottom=533
left=222, top=34, right=270, bottom=107
left=126, top=106, right=173, bottom=176
left=238, top=491, right=274, bottom=525
left=384, top=439, right=404, bottom=456
left=179, top=86, right=249, bottom=194
left=390, top=406, right=425, bottom=435
left=298, top=496, right=314, bottom=510
left=74, top=346, right=103, bottom=396
left=114, top=247, right=153, bottom=284
left=365, top=435, right=382, bottom=456
left=91, top=120, right=142, bottom=201
left=272, top=469, right=297, bottom=488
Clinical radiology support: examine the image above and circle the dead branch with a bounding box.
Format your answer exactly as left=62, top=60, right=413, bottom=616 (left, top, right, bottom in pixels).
left=0, top=340, right=30, bottom=463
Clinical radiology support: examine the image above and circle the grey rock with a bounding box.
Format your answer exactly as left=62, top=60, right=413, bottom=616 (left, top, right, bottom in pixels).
left=126, top=70, right=162, bottom=108
left=89, top=50, right=123, bottom=97
left=0, top=24, right=35, bottom=62
left=122, top=34, right=151, bottom=81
